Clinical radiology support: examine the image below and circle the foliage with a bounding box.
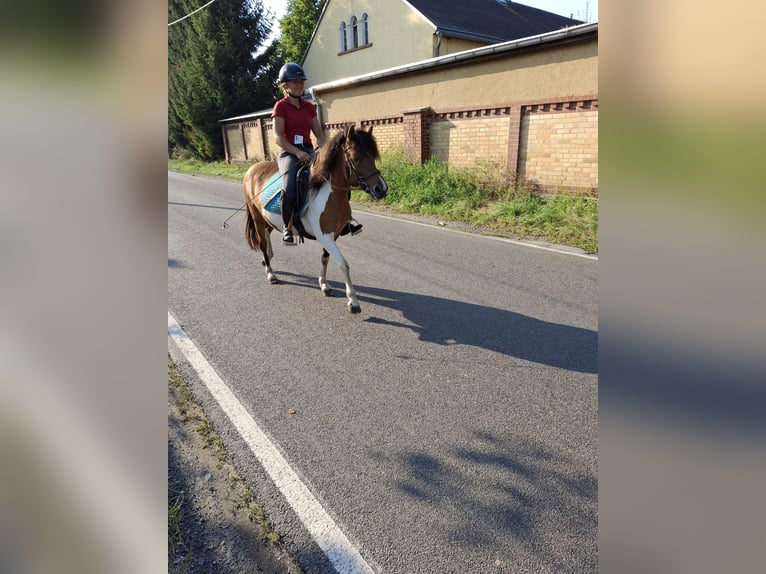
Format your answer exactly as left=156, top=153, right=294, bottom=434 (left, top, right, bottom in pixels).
left=368, top=147, right=599, bottom=253
left=168, top=0, right=281, bottom=160
left=279, top=0, right=324, bottom=64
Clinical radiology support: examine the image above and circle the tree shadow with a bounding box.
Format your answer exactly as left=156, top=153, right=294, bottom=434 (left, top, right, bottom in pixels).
left=385, top=431, right=597, bottom=571
left=360, top=285, right=597, bottom=373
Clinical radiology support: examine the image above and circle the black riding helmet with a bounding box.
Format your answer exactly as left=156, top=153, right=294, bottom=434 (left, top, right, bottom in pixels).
left=278, top=63, right=307, bottom=83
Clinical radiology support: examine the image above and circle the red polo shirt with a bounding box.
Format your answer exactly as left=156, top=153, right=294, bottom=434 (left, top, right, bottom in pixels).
left=272, top=97, right=317, bottom=146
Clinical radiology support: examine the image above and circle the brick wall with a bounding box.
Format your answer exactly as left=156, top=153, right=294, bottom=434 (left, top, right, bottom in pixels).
left=359, top=117, right=403, bottom=152
left=517, top=100, right=598, bottom=193
left=430, top=107, right=512, bottom=168
left=221, top=97, right=598, bottom=194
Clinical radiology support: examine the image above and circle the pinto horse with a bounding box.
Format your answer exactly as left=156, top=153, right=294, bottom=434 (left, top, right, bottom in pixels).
left=242, top=125, right=388, bottom=313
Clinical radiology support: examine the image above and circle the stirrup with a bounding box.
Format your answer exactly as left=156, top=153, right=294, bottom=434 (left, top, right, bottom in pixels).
left=282, top=227, right=296, bottom=245
left=348, top=220, right=363, bottom=235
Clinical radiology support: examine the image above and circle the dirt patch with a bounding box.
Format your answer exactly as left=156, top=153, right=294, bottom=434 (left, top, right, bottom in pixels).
left=168, top=358, right=302, bottom=573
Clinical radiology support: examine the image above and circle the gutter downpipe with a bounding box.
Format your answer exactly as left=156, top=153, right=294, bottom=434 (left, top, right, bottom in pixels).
left=434, top=30, right=442, bottom=58
left=308, top=87, right=322, bottom=128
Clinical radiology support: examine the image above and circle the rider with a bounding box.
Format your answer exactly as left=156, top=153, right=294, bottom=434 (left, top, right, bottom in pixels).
left=272, top=62, right=362, bottom=245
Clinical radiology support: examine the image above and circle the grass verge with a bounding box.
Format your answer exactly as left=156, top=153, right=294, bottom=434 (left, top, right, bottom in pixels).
left=169, top=150, right=598, bottom=254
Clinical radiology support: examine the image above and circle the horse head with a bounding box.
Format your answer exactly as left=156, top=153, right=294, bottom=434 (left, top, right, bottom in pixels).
left=342, top=125, right=388, bottom=200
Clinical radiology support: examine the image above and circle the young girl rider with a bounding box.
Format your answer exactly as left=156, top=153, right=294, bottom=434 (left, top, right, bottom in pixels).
left=272, top=63, right=362, bottom=245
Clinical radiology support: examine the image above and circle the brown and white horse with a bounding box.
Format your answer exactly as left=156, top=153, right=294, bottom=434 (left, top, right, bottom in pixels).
left=242, top=125, right=388, bottom=313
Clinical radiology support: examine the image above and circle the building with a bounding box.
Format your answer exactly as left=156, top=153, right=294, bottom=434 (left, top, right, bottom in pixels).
left=220, top=0, right=597, bottom=194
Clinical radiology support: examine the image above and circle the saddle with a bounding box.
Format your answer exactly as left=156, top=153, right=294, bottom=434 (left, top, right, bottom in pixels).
left=261, top=165, right=316, bottom=241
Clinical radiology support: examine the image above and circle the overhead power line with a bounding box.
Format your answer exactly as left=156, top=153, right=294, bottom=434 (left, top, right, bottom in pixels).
left=168, top=0, right=219, bottom=27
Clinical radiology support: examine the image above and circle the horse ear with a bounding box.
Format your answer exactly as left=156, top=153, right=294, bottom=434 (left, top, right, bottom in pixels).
left=345, top=124, right=356, bottom=144
left=366, top=124, right=374, bottom=135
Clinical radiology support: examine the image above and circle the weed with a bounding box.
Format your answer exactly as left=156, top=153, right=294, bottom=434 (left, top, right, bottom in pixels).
left=168, top=480, right=185, bottom=556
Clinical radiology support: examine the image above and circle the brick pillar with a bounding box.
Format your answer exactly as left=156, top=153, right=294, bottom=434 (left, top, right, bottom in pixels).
left=253, top=119, right=266, bottom=161
left=402, top=107, right=432, bottom=164
left=240, top=124, right=248, bottom=160
left=221, top=124, right=231, bottom=163
left=506, top=105, right=523, bottom=188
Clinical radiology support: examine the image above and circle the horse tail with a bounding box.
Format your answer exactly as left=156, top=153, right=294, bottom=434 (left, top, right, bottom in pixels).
left=244, top=208, right=259, bottom=251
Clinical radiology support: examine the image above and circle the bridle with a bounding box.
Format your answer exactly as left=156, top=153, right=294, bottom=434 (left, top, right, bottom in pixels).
left=342, top=144, right=380, bottom=194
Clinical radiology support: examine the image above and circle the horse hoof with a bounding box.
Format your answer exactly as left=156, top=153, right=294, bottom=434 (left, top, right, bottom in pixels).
left=348, top=304, right=361, bottom=314
left=321, top=287, right=333, bottom=297
left=268, top=275, right=278, bottom=284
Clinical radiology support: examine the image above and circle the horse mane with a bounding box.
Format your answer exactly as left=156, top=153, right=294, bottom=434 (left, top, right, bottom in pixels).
left=309, top=131, right=344, bottom=188
left=309, top=127, right=380, bottom=189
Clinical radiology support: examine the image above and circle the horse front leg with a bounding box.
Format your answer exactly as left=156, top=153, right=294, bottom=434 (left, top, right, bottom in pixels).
left=317, top=235, right=360, bottom=313
left=318, top=249, right=333, bottom=297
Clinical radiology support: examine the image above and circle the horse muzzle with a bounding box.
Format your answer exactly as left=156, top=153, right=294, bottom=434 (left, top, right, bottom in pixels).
left=367, top=176, right=388, bottom=200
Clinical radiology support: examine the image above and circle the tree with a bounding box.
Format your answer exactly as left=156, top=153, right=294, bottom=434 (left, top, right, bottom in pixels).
left=168, top=0, right=280, bottom=159
left=279, top=0, right=324, bottom=64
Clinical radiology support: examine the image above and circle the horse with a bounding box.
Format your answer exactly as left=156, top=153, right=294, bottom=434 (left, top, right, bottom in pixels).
left=242, top=125, right=388, bottom=314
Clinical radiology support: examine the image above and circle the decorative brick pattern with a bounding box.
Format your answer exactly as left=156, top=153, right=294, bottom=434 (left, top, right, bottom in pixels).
left=221, top=98, right=598, bottom=194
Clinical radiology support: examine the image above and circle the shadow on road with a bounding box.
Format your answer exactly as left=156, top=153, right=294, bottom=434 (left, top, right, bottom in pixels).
left=381, top=430, right=597, bottom=571
left=359, top=284, right=597, bottom=373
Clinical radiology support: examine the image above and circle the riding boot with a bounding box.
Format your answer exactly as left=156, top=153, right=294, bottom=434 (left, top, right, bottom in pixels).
left=339, top=219, right=363, bottom=237
left=282, top=195, right=296, bottom=245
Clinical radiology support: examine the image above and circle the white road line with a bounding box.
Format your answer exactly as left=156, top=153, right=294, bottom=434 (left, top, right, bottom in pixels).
left=359, top=210, right=599, bottom=260
left=168, top=311, right=375, bottom=574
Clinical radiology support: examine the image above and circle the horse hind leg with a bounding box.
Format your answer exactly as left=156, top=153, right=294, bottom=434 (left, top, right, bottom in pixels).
left=247, top=207, right=278, bottom=284
left=318, top=249, right=333, bottom=297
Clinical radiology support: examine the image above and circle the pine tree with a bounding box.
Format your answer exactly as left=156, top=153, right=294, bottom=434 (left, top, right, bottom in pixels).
left=168, top=0, right=280, bottom=159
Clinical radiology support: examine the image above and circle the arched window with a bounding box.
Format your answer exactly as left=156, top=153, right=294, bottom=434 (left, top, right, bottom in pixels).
left=339, top=22, right=347, bottom=52
left=350, top=15, right=359, bottom=48
left=361, top=13, right=370, bottom=45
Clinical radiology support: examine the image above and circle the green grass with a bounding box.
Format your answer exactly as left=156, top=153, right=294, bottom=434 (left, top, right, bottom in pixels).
left=169, top=149, right=598, bottom=254
left=168, top=481, right=184, bottom=556
left=169, top=158, right=250, bottom=180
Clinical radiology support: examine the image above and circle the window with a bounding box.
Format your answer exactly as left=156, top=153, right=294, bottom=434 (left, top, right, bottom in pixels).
left=361, top=13, right=369, bottom=45
left=339, top=14, right=371, bottom=53
left=350, top=16, right=359, bottom=48
left=339, top=22, right=347, bottom=52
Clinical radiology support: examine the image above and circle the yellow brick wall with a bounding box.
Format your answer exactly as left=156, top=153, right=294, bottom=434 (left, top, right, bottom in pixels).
left=430, top=115, right=510, bottom=168
left=361, top=120, right=403, bottom=153
left=225, top=126, right=245, bottom=162
left=223, top=103, right=598, bottom=193
left=518, top=110, right=598, bottom=192
left=243, top=124, right=261, bottom=162
left=263, top=122, right=277, bottom=161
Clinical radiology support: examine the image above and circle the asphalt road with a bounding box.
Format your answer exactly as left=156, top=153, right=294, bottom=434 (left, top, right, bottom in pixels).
left=168, top=171, right=598, bottom=574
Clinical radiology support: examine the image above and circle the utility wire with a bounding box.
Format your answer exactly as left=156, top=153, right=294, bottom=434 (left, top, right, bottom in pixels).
left=168, top=0, right=219, bottom=27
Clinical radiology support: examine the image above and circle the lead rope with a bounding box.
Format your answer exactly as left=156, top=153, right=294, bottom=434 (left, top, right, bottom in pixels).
left=221, top=204, right=246, bottom=229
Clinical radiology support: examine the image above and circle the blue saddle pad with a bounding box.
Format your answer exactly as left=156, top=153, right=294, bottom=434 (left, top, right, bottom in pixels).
left=261, top=172, right=309, bottom=217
